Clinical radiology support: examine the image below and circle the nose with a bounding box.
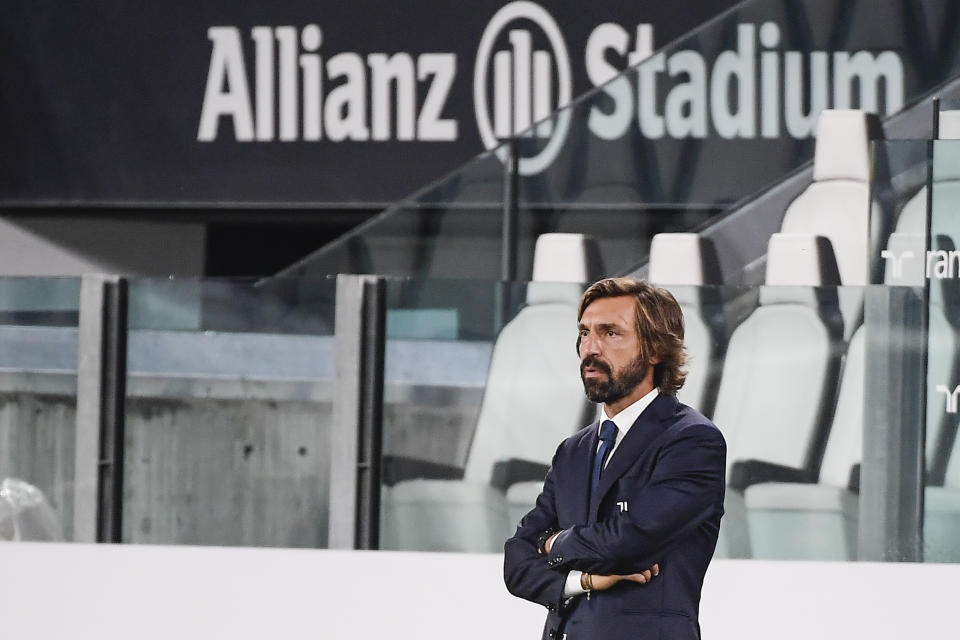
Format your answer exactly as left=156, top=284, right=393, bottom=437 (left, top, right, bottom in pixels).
left=580, top=330, right=599, bottom=356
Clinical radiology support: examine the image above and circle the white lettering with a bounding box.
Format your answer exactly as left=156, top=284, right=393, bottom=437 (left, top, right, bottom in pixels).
left=276, top=26, right=299, bottom=141
left=936, top=384, right=960, bottom=414
left=784, top=51, right=829, bottom=138
left=638, top=53, right=666, bottom=139
left=665, top=50, right=707, bottom=138
left=710, top=24, right=755, bottom=139
left=300, top=25, right=322, bottom=141
left=252, top=26, right=274, bottom=141
left=417, top=54, right=458, bottom=141
left=197, top=27, right=255, bottom=142
left=325, top=53, right=370, bottom=142
left=369, top=53, right=416, bottom=141
left=585, top=24, right=633, bottom=141
left=833, top=51, right=904, bottom=114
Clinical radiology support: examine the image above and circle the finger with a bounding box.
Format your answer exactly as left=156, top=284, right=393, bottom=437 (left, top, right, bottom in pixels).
left=641, top=569, right=652, bottom=582
left=623, top=573, right=647, bottom=584
left=651, top=564, right=660, bottom=577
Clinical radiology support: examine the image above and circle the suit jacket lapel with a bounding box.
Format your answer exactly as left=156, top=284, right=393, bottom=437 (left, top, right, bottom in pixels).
left=573, top=422, right=598, bottom=526
left=588, top=394, right=678, bottom=519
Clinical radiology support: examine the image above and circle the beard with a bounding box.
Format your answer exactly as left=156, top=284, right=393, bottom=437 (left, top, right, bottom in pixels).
left=580, top=353, right=649, bottom=404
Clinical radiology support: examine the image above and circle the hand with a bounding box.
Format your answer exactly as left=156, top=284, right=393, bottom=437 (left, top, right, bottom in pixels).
left=583, top=564, right=659, bottom=591
left=544, top=531, right=561, bottom=554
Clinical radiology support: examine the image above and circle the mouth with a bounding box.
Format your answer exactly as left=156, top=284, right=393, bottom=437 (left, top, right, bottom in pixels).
left=581, top=357, right=611, bottom=379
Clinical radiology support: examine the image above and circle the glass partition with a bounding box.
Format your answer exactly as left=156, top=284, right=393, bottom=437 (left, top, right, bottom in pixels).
left=0, top=277, right=80, bottom=542
left=121, top=278, right=336, bottom=548
left=924, top=139, right=960, bottom=561
left=287, top=0, right=960, bottom=282
left=375, top=278, right=916, bottom=563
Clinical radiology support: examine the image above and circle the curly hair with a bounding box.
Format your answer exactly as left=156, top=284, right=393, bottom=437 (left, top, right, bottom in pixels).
left=577, top=277, right=687, bottom=395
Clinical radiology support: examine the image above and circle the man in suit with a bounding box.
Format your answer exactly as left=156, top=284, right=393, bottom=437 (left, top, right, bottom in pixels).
left=504, top=277, right=726, bottom=640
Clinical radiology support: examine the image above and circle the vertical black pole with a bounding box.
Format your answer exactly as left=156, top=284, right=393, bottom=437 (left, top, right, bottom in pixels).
left=98, top=278, right=128, bottom=543
left=932, top=97, right=940, bottom=140
left=501, top=138, right=520, bottom=283
left=496, top=139, right=520, bottom=333
left=356, top=278, right=385, bottom=550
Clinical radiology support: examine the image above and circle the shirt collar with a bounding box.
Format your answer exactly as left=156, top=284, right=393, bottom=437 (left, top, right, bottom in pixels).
left=599, top=387, right=660, bottom=439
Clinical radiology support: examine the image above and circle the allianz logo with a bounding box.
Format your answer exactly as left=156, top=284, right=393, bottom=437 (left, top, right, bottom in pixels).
left=197, top=1, right=905, bottom=175
left=881, top=248, right=960, bottom=280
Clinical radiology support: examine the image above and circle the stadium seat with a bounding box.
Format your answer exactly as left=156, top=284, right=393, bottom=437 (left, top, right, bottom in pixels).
left=648, top=233, right=725, bottom=418
left=926, top=430, right=960, bottom=562
left=712, top=233, right=844, bottom=558
left=780, top=109, right=883, bottom=338
left=744, top=326, right=864, bottom=560
left=381, top=233, right=597, bottom=552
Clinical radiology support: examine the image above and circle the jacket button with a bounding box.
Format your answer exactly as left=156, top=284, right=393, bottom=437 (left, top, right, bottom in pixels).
left=548, top=629, right=556, bottom=638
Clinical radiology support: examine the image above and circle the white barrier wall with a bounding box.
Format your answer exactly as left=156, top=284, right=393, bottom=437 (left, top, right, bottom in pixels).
left=1, top=542, right=957, bottom=639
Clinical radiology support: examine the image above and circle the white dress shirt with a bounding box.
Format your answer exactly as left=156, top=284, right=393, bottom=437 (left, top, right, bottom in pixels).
left=562, top=388, right=660, bottom=598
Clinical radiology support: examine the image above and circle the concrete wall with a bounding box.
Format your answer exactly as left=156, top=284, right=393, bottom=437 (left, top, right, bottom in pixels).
left=0, top=217, right=205, bottom=276
left=1, top=543, right=958, bottom=640
left=0, top=372, right=483, bottom=548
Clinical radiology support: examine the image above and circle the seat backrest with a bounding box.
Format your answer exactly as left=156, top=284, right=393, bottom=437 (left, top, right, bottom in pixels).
left=895, top=110, right=960, bottom=237
left=648, top=233, right=724, bottom=416
left=818, top=326, right=865, bottom=487
left=463, top=233, right=598, bottom=483
left=712, top=233, right=842, bottom=478
left=781, top=110, right=882, bottom=287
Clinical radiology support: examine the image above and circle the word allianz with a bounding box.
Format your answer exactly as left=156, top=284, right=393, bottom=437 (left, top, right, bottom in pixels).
left=197, top=22, right=905, bottom=143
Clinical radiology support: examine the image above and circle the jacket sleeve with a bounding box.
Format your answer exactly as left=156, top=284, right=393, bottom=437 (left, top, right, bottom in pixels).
left=547, top=424, right=726, bottom=574
left=503, top=446, right=570, bottom=613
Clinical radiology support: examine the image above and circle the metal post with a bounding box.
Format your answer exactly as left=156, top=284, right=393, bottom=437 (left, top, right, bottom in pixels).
left=932, top=97, right=940, bottom=140
left=859, top=285, right=926, bottom=561
left=74, top=274, right=128, bottom=543
left=329, top=274, right=385, bottom=550
left=501, top=138, right=520, bottom=283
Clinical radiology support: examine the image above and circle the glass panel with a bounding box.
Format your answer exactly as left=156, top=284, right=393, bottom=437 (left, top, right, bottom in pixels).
left=377, top=279, right=875, bottom=562
left=924, top=139, right=960, bottom=561
left=870, top=139, right=931, bottom=285
left=122, top=278, right=336, bottom=548
left=291, top=0, right=960, bottom=281
left=286, top=149, right=505, bottom=280
left=0, top=277, right=80, bottom=541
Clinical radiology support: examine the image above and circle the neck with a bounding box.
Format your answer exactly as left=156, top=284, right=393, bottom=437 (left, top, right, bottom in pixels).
left=604, top=379, right=656, bottom=418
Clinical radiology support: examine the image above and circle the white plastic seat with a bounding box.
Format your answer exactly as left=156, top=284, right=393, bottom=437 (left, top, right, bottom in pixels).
left=712, top=233, right=843, bottom=558
left=648, top=233, right=725, bottom=417
left=745, top=325, right=865, bottom=560
left=780, top=109, right=883, bottom=339
left=926, top=434, right=960, bottom=562
left=381, top=233, right=598, bottom=552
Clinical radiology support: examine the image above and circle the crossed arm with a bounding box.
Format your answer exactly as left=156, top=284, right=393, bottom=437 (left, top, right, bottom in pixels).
left=503, top=424, right=725, bottom=608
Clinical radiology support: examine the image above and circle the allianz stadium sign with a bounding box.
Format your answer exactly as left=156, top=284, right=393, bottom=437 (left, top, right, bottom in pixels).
left=199, top=8, right=903, bottom=177
left=0, top=0, right=950, bottom=206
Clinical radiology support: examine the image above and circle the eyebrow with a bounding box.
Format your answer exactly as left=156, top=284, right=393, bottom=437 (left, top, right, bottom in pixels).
left=578, top=322, right=623, bottom=332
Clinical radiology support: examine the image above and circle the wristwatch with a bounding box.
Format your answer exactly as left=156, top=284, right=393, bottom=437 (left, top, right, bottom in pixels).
left=537, top=528, right=560, bottom=554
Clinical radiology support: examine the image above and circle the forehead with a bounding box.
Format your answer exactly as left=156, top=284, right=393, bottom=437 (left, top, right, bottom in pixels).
left=580, top=295, right=637, bottom=326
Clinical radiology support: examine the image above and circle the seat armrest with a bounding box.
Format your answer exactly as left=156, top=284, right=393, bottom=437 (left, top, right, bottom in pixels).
left=381, top=455, right=463, bottom=486
left=729, top=459, right=818, bottom=491
left=491, top=458, right=550, bottom=493
left=848, top=463, right=860, bottom=494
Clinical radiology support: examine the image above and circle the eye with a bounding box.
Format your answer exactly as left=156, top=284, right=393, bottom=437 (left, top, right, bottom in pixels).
left=607, top=330, right=617, bottom=337
left=579, top=328, right=589, bottom=337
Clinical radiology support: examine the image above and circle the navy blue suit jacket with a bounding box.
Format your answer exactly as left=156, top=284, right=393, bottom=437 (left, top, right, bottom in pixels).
left=503, top=393, right=726, bottom=640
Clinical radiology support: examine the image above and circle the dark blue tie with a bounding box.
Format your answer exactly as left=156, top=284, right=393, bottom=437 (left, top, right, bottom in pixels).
left=591, top=420, right=618, bottom=499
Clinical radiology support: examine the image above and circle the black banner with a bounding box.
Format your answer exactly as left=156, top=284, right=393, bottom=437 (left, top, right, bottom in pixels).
left=0, top=0, right=735, bottom=207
